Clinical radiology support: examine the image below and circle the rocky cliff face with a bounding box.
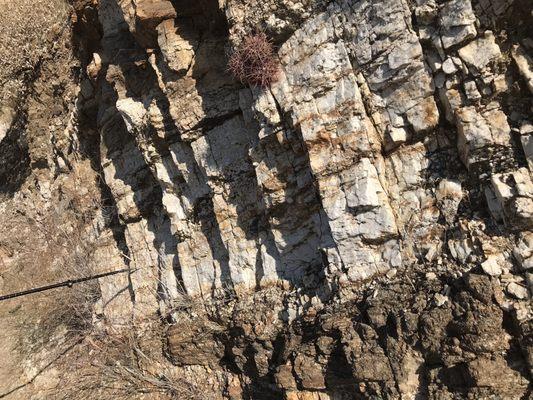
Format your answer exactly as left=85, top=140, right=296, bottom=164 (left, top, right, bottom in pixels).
left=0, top=0, right=532, bottom=398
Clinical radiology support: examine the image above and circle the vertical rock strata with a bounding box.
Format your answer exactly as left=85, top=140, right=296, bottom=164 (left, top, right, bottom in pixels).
left=0, top=0, right=532, bottom=398
left=101, top=0, right=441, bottom=305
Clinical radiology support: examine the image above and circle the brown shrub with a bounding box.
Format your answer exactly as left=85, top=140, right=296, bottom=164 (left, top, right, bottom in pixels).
left=228, top=32, right=279, bottom=88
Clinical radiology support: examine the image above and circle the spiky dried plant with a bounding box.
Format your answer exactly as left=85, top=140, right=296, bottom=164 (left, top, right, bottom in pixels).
left=228, top=32, right=279, bottom=88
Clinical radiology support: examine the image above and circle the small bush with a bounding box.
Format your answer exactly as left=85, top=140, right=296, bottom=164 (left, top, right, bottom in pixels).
left=228, top=32, right=279, bottom=88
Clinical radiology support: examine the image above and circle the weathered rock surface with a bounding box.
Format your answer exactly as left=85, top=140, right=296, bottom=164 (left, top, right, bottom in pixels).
left=0, top=0, right=531, bottom=398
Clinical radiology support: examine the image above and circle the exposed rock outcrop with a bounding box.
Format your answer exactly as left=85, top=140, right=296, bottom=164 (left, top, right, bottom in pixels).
left=0, top=0, right=531, bottom=398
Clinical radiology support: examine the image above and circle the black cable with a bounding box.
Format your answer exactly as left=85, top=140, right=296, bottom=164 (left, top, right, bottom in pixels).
left=0, top=268, right=133, bottom=301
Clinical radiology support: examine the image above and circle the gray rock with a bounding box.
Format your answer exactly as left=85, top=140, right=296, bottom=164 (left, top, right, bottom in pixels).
left=513, top=232, right=533, bottom=271
left=512, top=45, right=533, bottom=93
left=439, top=0, right=477, bottom=49
left=490, top=169, right=533, bottom=230
left=464, top=80, right=482, bottom=101
left=458, top=32, right=501, bottom=71
left=442, top=58, right=457, bottom=74
left=456, top=105, right=511, bottom=170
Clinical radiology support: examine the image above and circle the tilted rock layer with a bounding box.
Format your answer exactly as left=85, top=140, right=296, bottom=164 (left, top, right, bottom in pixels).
left=0, top=0, right=532, bottom=398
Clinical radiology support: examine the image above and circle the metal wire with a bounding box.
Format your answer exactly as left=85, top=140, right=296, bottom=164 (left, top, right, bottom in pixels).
left=0, top=268, right=133, bottom=301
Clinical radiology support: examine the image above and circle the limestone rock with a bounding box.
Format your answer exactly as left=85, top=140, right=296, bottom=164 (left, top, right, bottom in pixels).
left=506, top=282, right=529, bottom=299
left=0, top=105, right=15, bottom=143
left=458, top=32, right=501, bottom=71
left=490, top=169, right=533, bottom=230
left=116, top=98, right=147, bottom=132
left=521, top=133, right=533, bottom=172
left=513, top=232, right=533, bottom=271
left=512, top=45, right=533, bottom=93
left=456, top=105, right=511, bottom=170
left=442, top=58, right=457, bottom=75
left=436, top=179, right=462, bottom=223
left=86, top=53, right=102, bottom=80
left=156, top=19, right=197, bottom=74
left=481, top=256, right=503, bottom=277
left=439, top=0, right=477, bottom=49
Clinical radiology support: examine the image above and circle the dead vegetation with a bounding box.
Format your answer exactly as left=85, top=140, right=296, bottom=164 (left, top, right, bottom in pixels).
left=0, top=0, right=70, bottom=101
left=0, top=0, right=70, bottom=74
left=0, top=161, right=103, bottom=353
left=0, top=159, right=213, bottom=399
left=49, top=326, right=208, bottom=400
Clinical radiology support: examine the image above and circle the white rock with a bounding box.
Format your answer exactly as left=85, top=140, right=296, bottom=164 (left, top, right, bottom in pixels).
left=434, top=293, right=449, bottom=307
left=436, top=179, right=462, bottom=202
left=87, top=52, right=102, bottom=80
left=439, top=0, right=477, bottom=49
left=506, top=282, right=529, bottom=299
left=0, top=105, right=15, bottom=143
left=481, top=257, right=502, bottom=276
left=492, top=74, right=509, bottom=93
left=448, top=238, right=473, bottom=263
left=458, top=32, right=501, bottom=70
left=490, top=169, right=533, bottom=229
left=513, top=232, right=533, bottom=271
left=386, top=268, right=397, bottom=279
left=456, top=106, right=511, bottom=169
left=405, top=96, right=439, bottom=133
left=157, top=20, right=197, bottom=73
left=520, top=122, right=533, bottom=135
left=485, top=186, right=505, bottom=222
left=425, top=242, right=439, bottom=261
left=463, top=80, right=481, bottom=101
left=442, top=58, right=457, bottom=74
left=116, top=98, right=147, bottom=132
left=520, top=133, right=533, bottom=172
left=426, top=272, right=437, bottom=280
left=388, top=126, right=407, bottom=145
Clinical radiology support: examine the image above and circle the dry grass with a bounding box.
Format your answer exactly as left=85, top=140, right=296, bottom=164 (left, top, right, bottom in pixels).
left=0, top=0, right=70, bottom=75
left=49, top=325, right=208, bottom=400
left=228, top=32, right=279, bottom=88
left=0, top=161, right=103, bottom=353
left=0, top=0, right=70, bottom=101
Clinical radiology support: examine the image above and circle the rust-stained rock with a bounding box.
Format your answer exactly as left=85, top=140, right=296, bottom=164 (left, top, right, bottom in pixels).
left=135, top=0, right=176, bottom=26
left=293, top=354, right=326, bottom=390
left=134, top=0, right=177, bottom=47
left=167, top=318, right=225, bottom=366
